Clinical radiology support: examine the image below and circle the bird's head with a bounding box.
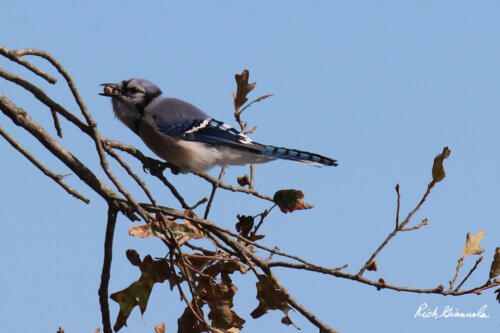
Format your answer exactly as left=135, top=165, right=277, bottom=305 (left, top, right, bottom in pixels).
left=100, top=78, right=163, bottom=133
left=100, top=78, right=162, bottom=109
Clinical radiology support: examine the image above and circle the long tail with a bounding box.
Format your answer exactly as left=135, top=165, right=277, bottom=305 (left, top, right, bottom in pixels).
left=261, top=145, right=338, bottom=167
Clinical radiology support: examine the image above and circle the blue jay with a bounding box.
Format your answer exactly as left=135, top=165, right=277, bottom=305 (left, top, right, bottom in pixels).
left=100, top=78, right=337, bottom=173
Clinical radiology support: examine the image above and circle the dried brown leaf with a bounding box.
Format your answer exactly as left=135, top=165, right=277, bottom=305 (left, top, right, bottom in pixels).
left=235, top=215, right=254, bottom=237
left=233, top=70, right=255, bottom=110
left=198, top=274, right=245, bottom=330
left=251, top=275, right=291, bottom=319
left=129, top=218, right=204, bottom=246
left=489, top=247, right=500, bottom=279
left=462, top=230, right=485, bottom=258
left=178, top=307, right=205, bottom=333
left=110, top=253, right=176, bottom=331
left=273, top=189, right=314, bottom=213
left=154, top=322, right=165, bottom=333
left=432, top=146, right=451, bottom=183
left=126, top=249, right=141, bottom=266
left=237, top=174, right=250, bottom=187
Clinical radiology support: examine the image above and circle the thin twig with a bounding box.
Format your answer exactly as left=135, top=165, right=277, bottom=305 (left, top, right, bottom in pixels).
left=50, top=108, right=63, bottom=138
left=194, top=171, right=273, bottom=201
left=395, top=183, right=400, bottom=229
left=104, top=140, right=190, bottom=209
left=204, top=167, right=226, bottom=219
left=0, top=94, right=119, bottom=201
left=358, top=181, right=436, bottom=276
left=401, top=218, right=428, bottom=232
left=250, top=204, right=276, bottom=238
left=157, top=214, right=204, bottom=319
left=0, top=125, right=89, bottom=203
left=0, top=46, right=57, bottom=83
left=0, top=67, right=90, bottom=134
left=449, top=257, right=464, bottom=290
left=98, top=206, right=118, bottom=333
left=190, top=197, right=208, bottom=210
left=103, top=145, right=156, bottom=206
left=249, top=163, right=255, bottom=190
left=455, top=256, right=483, bottom=291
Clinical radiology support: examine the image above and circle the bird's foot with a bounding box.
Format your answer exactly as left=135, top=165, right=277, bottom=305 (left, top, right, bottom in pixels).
left=142, top=157, right=180, bottom=175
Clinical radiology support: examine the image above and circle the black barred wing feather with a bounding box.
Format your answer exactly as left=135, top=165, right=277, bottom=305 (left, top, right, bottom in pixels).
left=156, top=118, right=265, bottom=153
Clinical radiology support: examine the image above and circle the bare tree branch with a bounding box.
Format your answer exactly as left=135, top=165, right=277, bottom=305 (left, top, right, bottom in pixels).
left=98, top=206, right=118, bottom=333
left=0, top=124, right=89, bottom=203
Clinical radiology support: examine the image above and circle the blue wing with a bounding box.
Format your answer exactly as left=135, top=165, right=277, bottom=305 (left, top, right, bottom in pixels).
left=156, top=118, right=266, bottom=153
left=155, top=118, right=338, bottom=167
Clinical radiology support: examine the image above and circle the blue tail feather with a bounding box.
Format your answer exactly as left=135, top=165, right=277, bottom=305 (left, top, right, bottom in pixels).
left=262, top=145, right=338, bottom=167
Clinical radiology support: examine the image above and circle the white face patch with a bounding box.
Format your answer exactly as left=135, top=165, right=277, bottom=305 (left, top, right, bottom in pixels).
left=185, top=119, right=210, bottom=134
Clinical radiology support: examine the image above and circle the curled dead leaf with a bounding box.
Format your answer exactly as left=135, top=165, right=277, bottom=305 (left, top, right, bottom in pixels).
left=237, top=174, right=250, bottom=187
left=489, top=247, right=500, bottom=279
left=432, top=146, right=451, bottom=183
left=235, top=215, right=254, bottom=237
left=273, top=189, right=314, bottom=213
left=154, top=322, right=165, bottom=333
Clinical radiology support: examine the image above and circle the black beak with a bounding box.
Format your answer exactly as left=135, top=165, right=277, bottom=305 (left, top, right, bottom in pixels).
left=99, top=83, right=121, bottom=96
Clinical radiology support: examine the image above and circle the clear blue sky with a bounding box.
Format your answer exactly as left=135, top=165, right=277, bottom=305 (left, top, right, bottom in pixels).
left=1, top=1, right=499, bottom=332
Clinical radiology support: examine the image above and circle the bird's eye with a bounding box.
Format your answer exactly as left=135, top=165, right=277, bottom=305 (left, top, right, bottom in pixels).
left=128, top=87, right=142, bottom=94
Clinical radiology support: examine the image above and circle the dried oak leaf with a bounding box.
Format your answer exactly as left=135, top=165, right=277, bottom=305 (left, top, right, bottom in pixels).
left=462, top=230, right=485, bottom=258
left=273, top=189, right=314, bottom=213
left=198, top=274, right=245, bottom=330
left=185, top=250, right=216, bottom=273
left=129, top=216, right=204, bottom=246
left=233, top=70, right=255, bottom=110
left=178, top=306, right=205, bottom=333
left=489, top=247, right=500, bottom=279
left=126, top=249, right=141, bottom=266
left=204, top=259, right=247, bottom=277
left=235, top=215, right=254, bottom=237
left=154, top=322, right=165, bottom=333
left=251, top=275, right=291, bottom=319
left=110, top=253, right=176, bottom=331
left=432, top=146, right=451, bottom=183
